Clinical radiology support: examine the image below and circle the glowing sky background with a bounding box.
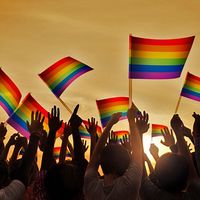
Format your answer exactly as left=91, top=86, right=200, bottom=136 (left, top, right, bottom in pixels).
left=0, top=0, right=200, bottom=163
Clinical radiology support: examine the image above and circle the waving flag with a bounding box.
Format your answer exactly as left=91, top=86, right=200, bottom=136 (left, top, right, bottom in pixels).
left=152, top=124, right=167, bottom=137
left=96, top=97, right=129, bottom=128
left=0, top=68, right=21, bottom=116
left=181, top=72, right=200, bottom=102
left=129, top=35, right=194, bottom=79
left=39, top=57, right=93, bottom=97
left=7, top=93, right=64, bottom=138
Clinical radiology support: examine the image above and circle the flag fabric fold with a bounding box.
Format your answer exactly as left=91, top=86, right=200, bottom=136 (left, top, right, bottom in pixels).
left=39, top=57, right=93, bottom=97
left=181, top=72, right=200, bottom=102
left=0, top=68, right=21, bottom=116
left=7, top=93, right=64, bottom=138
left=129, top=35, right=195, bottom=79
left=96, top=97, right=129, bottom=128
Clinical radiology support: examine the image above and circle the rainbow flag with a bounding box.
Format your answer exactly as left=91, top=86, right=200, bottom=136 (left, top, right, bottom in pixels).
left=0, top=68, right=21, bottom=116
left=152, top=124, right=167, bottom=137
left=113, top=130, right=129, bottom=141
left=7, top=93, right=64, bottom=138
left=96, top=97, right=129, bottom=128
left=181, top=72, right=200, bottom=102
left=129, top=35, right=194, bottom=79
left=53, top=147, right=71, bottom=159
left=39, top=57, right=93, bottom=97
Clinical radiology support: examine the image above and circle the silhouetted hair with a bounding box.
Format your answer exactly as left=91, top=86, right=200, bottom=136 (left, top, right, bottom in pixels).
left=45, top=163, right=83, bottom=200
left=100, top=143, right=130, bottom=176
left=155, top=153, right=189, bottom=193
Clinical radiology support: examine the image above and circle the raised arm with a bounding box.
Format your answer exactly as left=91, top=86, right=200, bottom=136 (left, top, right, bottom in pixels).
left=0, top=133, right=19, bottom=161
left=171, top=114, right=197, bottom=179
left=15, top=111, right=44, bottom=185
left=87, top=112, right=121, bottom=170
left=85, top=117, right=99, bottom=158
left=69, top=105, right=85, bottom=171
left=192, top=112, right=200, bottom=175
left=41, top=106, right=63, bottom=171
left=59, top=123, right=71, bottom=164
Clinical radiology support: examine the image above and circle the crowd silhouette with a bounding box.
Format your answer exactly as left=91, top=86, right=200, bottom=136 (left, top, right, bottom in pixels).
left=0, top=103, right=200, bottom=200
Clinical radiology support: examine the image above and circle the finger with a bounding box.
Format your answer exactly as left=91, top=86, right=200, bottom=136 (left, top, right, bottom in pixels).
left=38, top=112, right=41, bottom=121
left=35, top=110, right=39, bottom=121
left=160, top=140, right=166, bottom=145
left=57, top=107, right=60, bottom=118
left=73, top=104, right=79, bottom=116
left=31, top=111, right=34, bottom=123
left=41, top=116, right=45, bottom=124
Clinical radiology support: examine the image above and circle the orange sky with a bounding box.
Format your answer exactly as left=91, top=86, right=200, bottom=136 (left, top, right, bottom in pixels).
left=0, top=0, right=200, bottom=163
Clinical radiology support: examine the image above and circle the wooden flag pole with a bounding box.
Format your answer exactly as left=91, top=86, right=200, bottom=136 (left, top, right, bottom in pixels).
left=58, top=97, right=72, bottom=114
left=174, top=95, right=182, bottom=114
left=129, top=79, right=132, bottom=107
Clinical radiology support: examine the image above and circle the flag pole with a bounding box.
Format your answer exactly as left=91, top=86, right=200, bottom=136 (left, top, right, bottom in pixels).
left=58, top=97, right=72, bottom=114
left=174, top=72, right=188, bottom=114
left=129, top=34, right=133, bottom=107
left=129, top=79, right=132, bottom=106
left=174, top=96, right=182, bottom=114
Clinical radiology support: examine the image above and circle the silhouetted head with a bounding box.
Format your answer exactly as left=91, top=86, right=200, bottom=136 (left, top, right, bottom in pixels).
left=154, top=153, right=189, bottom=193
left=100, top=143, right=130, bottom=177
left=0, top=160, right=9, bottom=188
left=45, top=163, right=83, bottom=200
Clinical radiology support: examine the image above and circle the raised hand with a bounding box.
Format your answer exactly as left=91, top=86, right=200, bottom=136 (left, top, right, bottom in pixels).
left=7, top=133, right=20, bottom=146
left=108, top=130, right=118, bottom=144
left=127, top=103, right=138, bottom=122
left=39, top=130, right=47, bottom=152
left=120, top=134, right=131, bottom=153
left=135, top=111, right=150, bottom=134
left=160, top=127, right=175, bottom=147
left=149, top=143, right=159, bottom=161
left=48, top=106, right=63, bottom=133
left=85, top=117, right=98, bottom=139
left=27, top=111, right=45, bottom=136
left=15, top=136, right=28, bottom=150
left=0, top=123, right=7, bottom=140
left=170, top=114, right=184, bottom=132
left=60, top=123, right=71, bottom=140
left=192, top=112, right=200, bottom=138
left=69, top=105, right=82, bottom=129
left=82, top=140, right=89, bottom=153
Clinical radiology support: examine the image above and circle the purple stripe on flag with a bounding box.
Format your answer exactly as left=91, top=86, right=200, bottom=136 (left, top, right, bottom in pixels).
left=129, top=72, right=181, bottom=79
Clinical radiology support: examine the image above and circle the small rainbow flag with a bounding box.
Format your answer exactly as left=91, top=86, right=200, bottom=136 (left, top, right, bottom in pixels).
left=53, top=147, right=71, bottom=159
left=39, top=57, right=93, bottom=97
left=113, top=130, right=129, bottom=141
left=152, top=124, right=167, bottom=137
left=0, top=68, right=21, bottom=116
left=7, top=93, right=64, bottom=138
left=181, top=72, right=200, bottom=102
left=96, top=97, right=129, bottom=128
left=129, top=35, right=195, bottom=79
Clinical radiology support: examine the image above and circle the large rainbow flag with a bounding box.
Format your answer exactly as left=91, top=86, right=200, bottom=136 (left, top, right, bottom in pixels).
left=96, top=97, right=129, bottom=128
left=152, top=124, right=167, bottom=137
left=181, top=72, right=200, bottom=102
left=7, top=93, right=64, bottom=138
left=129, top=35, right=195, bottom=79
left=39, top=57, right=93, bottom=97
left=53, top=147, right=71, bottom=159
left=0, top=68, right=21, bottom=116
